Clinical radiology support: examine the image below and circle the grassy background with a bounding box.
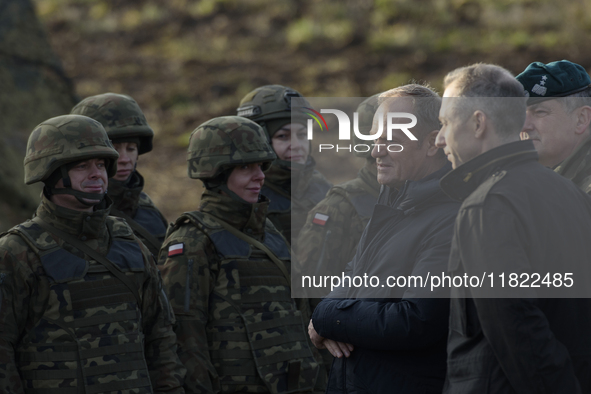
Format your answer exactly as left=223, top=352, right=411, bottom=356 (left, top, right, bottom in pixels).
left=32, top=0, right=591, bottom=221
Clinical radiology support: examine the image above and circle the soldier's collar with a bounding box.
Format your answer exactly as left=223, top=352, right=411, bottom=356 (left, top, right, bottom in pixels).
left=199, top=190, right=269, bottom=238
left=554, top=133, right=591, bottom=180
left=440, top=140, right=538, bottom=201
left=108, top=170, right=144, bottom=215
left=37, top=194, right=112, bottom=240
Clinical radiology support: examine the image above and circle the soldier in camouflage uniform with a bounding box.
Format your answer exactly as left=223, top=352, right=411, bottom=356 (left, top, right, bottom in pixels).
left=71, top=93, right=168, bottom=256
left=0, top=114, right=185, bottom=393
left=159, top=116, right=324, bottom=393
left=236, top=85, right=332, bottom=247
left=517, top=60, right=591, bottom=194
left=296, top=94, right=381, bottom=285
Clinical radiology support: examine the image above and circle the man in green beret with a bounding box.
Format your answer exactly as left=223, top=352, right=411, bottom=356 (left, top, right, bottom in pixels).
left=516, top=60, right=591, bottom=194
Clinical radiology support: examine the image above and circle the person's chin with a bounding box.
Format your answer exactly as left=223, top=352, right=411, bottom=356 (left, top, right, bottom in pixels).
left=83, top=187, right=105, bottom=196
left=290, top=156, right=305, bottom=164
left=376, top=164, right=392, bottom=174
left=80, top=197, right=102, bottom=206
left=244, top=196, right=259, bottom=204
left=376, top=175, right=390, bottom=185
left=114, top=171, right=131, bottom=181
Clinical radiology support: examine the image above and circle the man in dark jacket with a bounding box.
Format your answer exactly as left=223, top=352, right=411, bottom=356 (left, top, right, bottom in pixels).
left=436, top=63, right=591, bottom=393
left=309, top=84, right=461, bottom=394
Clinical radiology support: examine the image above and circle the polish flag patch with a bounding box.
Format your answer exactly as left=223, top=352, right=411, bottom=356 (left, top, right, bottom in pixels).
left=168, top=243, right=184, bottom=257
left=312, top=213, right=329, bottom=226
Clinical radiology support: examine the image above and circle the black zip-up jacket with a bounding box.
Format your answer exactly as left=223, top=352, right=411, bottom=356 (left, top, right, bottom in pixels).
left=312, top=163, right=460, bottom=394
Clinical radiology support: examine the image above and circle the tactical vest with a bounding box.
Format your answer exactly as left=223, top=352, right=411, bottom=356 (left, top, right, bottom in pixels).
left=136, top=192, right=168, bottom=243
left=261, top=185, right=292, bottom=241
left=179, top=212, right=320, bottom=393
left=263, top=173, right=331, bottom=244
left=133, top=205, right=167, bottom=242
left=10, top=219, right=153, bottom=394
left=111, top=192, right=168, bottom=257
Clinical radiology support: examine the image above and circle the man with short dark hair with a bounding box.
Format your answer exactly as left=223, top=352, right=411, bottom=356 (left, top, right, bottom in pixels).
left=308, top=84, right=460, bottom=394
left=437, top=63, right=591, bottom=393
left=517, top=60, right=591, bottom=193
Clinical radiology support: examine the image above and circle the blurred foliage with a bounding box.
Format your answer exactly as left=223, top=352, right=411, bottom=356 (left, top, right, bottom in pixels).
left=30, top=0, right=591, bottom=219
left=0, top=0, right=76, bottom=230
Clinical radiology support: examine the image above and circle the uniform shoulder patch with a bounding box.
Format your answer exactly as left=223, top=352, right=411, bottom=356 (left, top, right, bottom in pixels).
left=312, top=212, right=329, bottom=226
left=463, top=170, right=508, bottom=207
left=168, top=243, right=184, bottom=257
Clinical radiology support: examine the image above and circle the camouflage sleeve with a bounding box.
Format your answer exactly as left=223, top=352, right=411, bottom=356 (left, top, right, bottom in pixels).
left=0, top=238, right=40, bottom=394
left=296, top=189, right=363, bottom=279
left=137, top=237, right=186, bottom=393
left=158, top=225, right=219, bottom=393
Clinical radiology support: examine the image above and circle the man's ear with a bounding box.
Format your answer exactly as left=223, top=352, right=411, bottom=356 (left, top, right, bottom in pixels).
left=473, top=110, right=487, bottom=139
left=425, top=129, right=441, bottom=157
left=574, top=106, right=591, bottom=135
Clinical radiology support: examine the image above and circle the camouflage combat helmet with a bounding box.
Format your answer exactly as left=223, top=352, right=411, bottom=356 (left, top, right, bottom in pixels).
left=25, top=114, right=119, bottom=203
left=187, top=115, right=277, bottom=180
left=237, top=84, right=310, bottom=138
left=354, top=93, right=382, bottom=159
left=71, top=93, right=154, bottom=154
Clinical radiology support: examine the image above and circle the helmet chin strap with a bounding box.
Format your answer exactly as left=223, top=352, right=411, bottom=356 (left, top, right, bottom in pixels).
left=47, top=166, right=106, bottom=207
left=216, top=184, right=253, bottom=204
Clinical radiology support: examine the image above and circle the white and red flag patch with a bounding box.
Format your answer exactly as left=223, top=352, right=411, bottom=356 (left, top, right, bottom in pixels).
left=312, top=213, right=329, bottom=226
left=168, top=243, right=184, bottom=257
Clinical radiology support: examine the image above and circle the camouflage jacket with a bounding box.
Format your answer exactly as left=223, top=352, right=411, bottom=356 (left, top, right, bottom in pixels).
left=0, top=195, right=185, bottom=394
left=296, top=162, right=380, bottom=297
left=108, top=170, right=168, bottom=256
left=555, top=134, right=591, bottom=194
left=262, top=157, right=332, bottom=247
left=159, top=190, right=323, bottom=393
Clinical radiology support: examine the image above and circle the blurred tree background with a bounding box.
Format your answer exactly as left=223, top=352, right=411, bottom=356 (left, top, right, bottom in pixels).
left=3, top=0, right=591, bottom=227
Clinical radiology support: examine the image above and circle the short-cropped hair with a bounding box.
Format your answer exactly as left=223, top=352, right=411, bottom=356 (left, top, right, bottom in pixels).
left=379, top=83, right=442, bottom=145
left=443, top=64, right=527, bottom=137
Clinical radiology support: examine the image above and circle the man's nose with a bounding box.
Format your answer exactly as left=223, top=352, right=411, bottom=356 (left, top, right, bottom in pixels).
left=371, top=142, right=385, bottom=158
left=521, top=113, right=534, bottom=137
left=435, top=131, right=446, bottom=148
left=88, top=163, right=103, bottom=178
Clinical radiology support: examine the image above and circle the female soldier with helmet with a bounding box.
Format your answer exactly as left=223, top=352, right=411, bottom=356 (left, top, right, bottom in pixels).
left=159, top=116, right=324, bottom=393
left=236, top=85, right=332, bottom=248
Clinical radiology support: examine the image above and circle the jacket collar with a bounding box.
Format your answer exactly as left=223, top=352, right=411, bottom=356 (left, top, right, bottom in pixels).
left=377, top=162, right=453, bottom=212
left=264, top=156, right=318, bottom=196
left=108, top=170, right=144, bottom=215
left=199, top=190, right=270, bottom=241
left=440, top=140, right=538, bottom=201
left=37, top=194, right=111, bottom=240
left=555, top=133, right=591, bottom=182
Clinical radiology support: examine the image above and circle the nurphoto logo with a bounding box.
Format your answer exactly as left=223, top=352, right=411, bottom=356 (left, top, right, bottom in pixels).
left=301, top=108, right=418, bottom=153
